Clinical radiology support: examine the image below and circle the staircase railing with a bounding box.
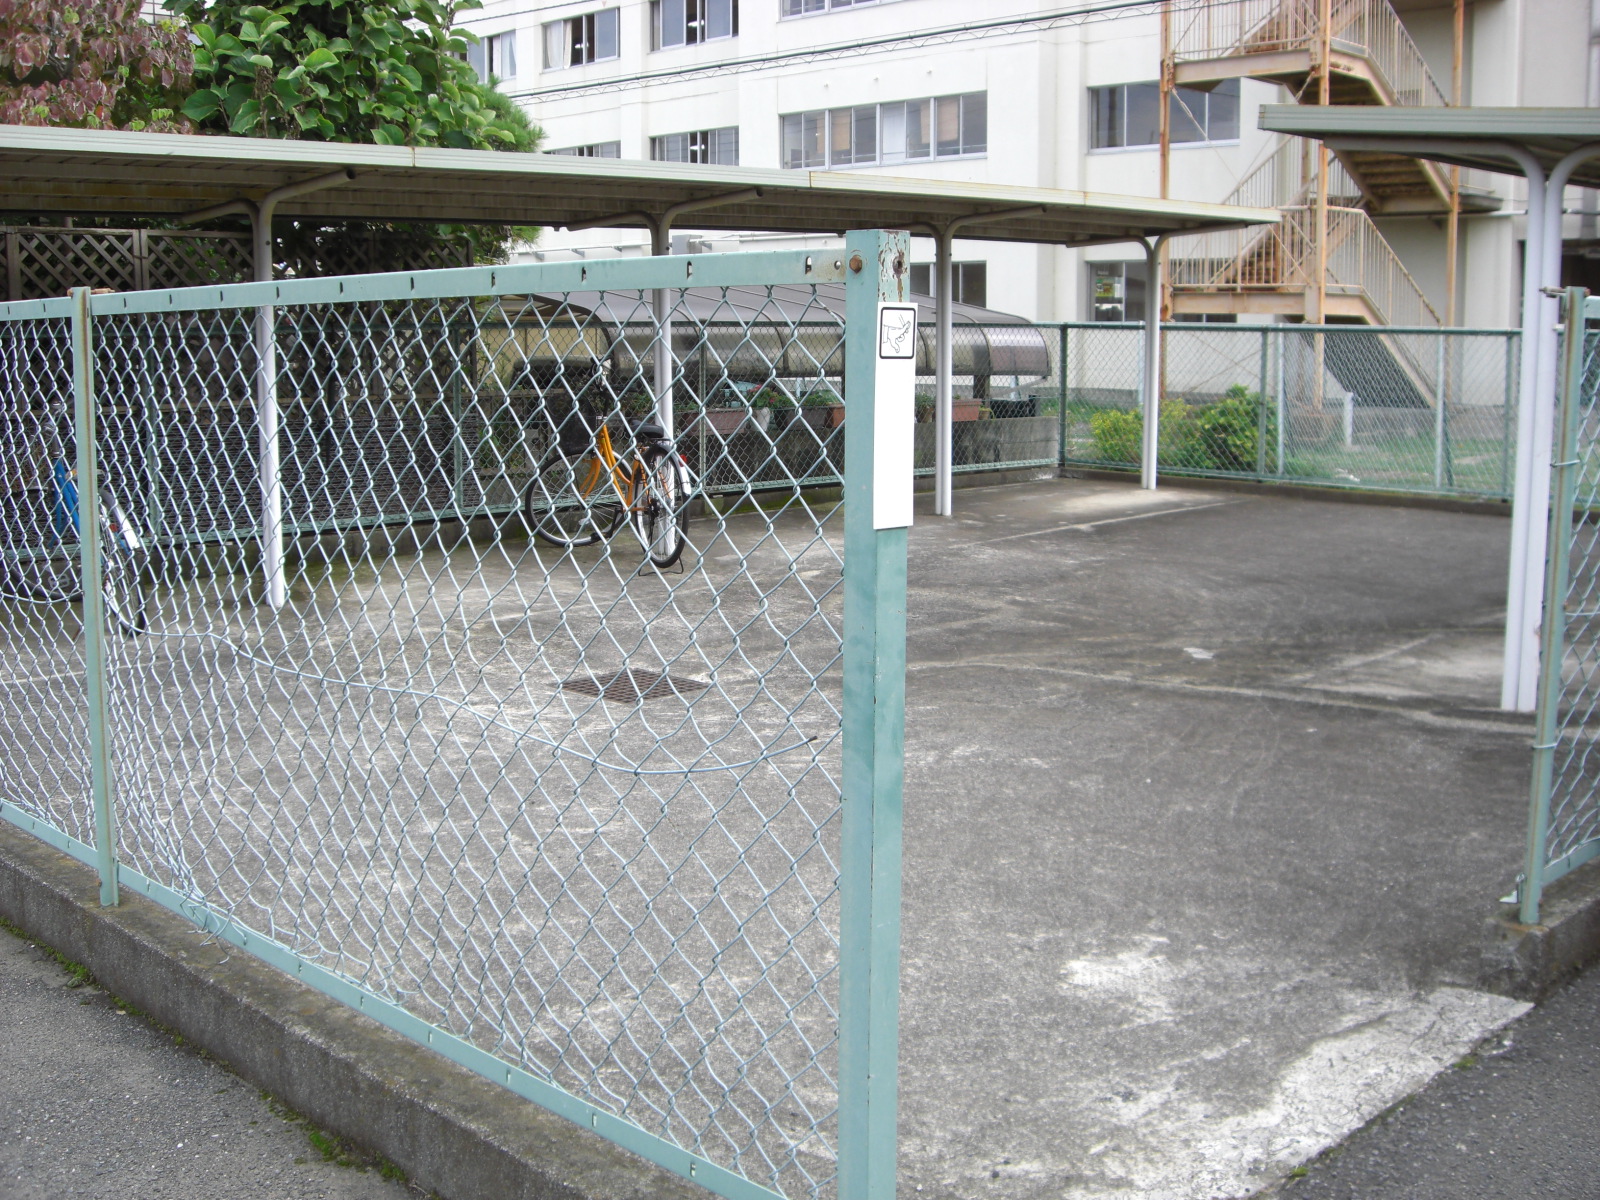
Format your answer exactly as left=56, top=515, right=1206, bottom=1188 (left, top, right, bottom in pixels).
left=1323, top=207, right=1441, bottom=327
left=1170, top=0, right=1448, bottom=108
left=1167, top=205, right=1440, bottom=328
left=1222, top=134, right=1362, bottom=210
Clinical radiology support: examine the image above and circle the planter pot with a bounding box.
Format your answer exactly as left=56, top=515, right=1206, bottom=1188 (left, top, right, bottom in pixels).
left=988, top=396, right=1040, bottom=420
left=953, top=399, right=983, bottom=423
left=700, top=409, right=748, bottom=438
left=802, top=404, right=845, bottom=431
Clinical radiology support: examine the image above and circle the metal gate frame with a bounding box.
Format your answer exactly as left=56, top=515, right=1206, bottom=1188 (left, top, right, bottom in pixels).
left=0, top=231, right=909, bottom=1200
left=1521, top=286, right=1599, bottom=923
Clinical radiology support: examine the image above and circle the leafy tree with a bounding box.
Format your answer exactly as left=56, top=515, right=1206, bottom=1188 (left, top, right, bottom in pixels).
left=167, top=0, right=539, bottom=152
left=0, top=0, right=194, bottom=131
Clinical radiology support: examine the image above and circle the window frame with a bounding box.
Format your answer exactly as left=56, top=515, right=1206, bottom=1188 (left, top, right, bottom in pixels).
left=541, top=7, right=620, bottom=72
left=548, top=141, right=623, bottom=158
left=909, top=261, right=986, bottom=308
left=651, top=126, right=740, bottom=166
left=1087, top=78, right=1241, bottom=152
left=779, top=92, right=987, bottom=171
left=780, top=0, right=881, bottom=17
left=652, top=0, right=739, bottom=51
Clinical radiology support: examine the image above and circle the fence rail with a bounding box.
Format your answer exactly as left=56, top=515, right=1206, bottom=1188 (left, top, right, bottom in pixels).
left=1058, top=321, right=1516, bottom=499
left=0, top=242, right=913, bottom=1200
left=1521, top=290, right=1600, bottom=924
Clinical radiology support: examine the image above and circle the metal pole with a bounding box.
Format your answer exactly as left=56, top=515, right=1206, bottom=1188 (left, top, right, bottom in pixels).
left=838, top=228, right=908, bottom=1200
left=1276, top=327, right=1286, bottom=476
left=1502, top=330, right=1515, bottom=497
left=1434, top=334, right=1447, bottom=489
left=252, top=203, right=285, bottom=611
left=1141, top=237, right=1164, bottom=490
left=1256, top=326, right=1269, bottom=477
left=1512, top=143, right=1600, bottom=709
left=71, top=286, right=118, bottom=907
left=1521, top=287, right=1589, bottom=925
left=1500, top=157, right=1549, bottom=711
left=935, top=225, right=953, bottom=515
left=1057, top=322, right=1069, bottom=470
left=652, top=218, right=674, bottom=439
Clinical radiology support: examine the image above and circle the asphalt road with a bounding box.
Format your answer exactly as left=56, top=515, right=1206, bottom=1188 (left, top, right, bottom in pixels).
left=1281, top=962, right=1600, bottom=1200
left=0, top=920, right=414, bottom=1200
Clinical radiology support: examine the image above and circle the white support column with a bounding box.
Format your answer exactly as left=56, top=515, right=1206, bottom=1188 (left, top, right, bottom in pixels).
left=1141, top=236, right=1165, bottom=491
left=181, top=169, right=354, bottom=613
left=1510, top=143, right=1600, bottom=709
left=935, top=225, right=954, bottom=517
left=1501, top=157, right=1550, bottom=711
left=652, top=217, right=674, bottom=438
left=251, top=203, right=285, bottom=612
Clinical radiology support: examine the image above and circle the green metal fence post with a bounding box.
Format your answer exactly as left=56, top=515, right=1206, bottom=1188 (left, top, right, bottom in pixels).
left=71, top=286, right=118, bottom=908
left=1058, top=323, right=1069, bottom=470
left=1434, top=335, right=1448, bottom=490
left=1521, top=287, right=1589, bottom=925
left=1275, top=329, right=1287, bottom=477
left=839, top=229, right=908, bottom=1200
left=1257, top=327, right=1269, bottom=477
left=1503, top=331, right=1516, bottom=498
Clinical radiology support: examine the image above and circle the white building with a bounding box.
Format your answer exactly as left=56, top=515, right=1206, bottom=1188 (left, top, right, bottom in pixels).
left=460, top=0, right=1600, bottom=328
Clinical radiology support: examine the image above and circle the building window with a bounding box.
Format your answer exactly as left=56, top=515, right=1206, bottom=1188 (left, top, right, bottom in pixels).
left=543, top=9, right=620, bottom=70
left=909, top=262, right=987, bottom=308
left=549, top=142, right=622, bottom=158
left=468, top=31, right=518, bottom=82
left=652, top=127, right=740, bottom=165
left=652, top=0, right=739, bottom=49
left=780, top=93, right=986, bottom=169
left=782, top=0, right=877, bottom=14
left=1089, top=262, right=1148, bottom=321
left=1089, top=78, right=1239, bottom=150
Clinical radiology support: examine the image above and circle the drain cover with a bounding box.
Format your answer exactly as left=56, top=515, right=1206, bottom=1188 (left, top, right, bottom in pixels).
left=563, top=668, right=708, bottom=703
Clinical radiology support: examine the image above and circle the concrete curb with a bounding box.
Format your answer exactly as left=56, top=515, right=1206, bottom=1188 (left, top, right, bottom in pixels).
left=1058, top=465, right=1515, bottom=517
left=0, top=821, right=704, bottom=1200
left=1481, top=857, right=1600, bottom=1002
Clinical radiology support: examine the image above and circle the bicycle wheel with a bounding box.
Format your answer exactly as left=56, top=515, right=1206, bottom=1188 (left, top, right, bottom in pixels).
left=525, top=454, right=625, bottom=548
left=101, top=523, right=147, bottom=638
left=631, top=452, right=689, bottom=569
left=0, top=545, right=81, bottom=604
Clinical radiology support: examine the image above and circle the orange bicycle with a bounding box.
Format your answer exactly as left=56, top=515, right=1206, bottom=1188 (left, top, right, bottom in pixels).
left=524, top=414, right=690, bottom=569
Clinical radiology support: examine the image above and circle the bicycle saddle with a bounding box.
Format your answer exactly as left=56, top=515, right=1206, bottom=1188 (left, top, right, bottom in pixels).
left=633, top=420, right=666, bottom=442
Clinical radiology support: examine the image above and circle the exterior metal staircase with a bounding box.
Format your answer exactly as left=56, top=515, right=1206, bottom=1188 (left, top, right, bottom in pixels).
left=1168, top=0, right=1494, bottom=215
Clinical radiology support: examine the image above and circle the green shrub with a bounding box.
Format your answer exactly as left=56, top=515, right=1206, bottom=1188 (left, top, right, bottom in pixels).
left=1089, top=408, right=1142, bottom=463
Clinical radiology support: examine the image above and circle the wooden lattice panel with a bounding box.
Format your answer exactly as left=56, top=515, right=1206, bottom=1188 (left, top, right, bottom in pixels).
left=12, top=228, right=139, bottom=299
left=144, top=232, right=253, bottom=291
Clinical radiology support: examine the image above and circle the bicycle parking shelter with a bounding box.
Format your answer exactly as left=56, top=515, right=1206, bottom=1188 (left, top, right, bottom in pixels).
left=0, top=125, right=1273, bottom=548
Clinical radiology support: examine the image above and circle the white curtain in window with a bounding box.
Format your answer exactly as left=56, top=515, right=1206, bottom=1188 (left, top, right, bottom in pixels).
left=543, top=20, right=571, bottom=71
left=467, top=37, right=489, bottom=81
left=494, top=31, right=517, bottom=79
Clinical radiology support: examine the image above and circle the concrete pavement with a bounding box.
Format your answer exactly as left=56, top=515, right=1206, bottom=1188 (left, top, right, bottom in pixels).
left=1281, top=962, right=1600, bottom=1199
left=0, top=918, right=414, bottom=1199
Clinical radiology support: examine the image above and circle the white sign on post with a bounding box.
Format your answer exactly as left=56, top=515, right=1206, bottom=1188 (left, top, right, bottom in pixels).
left=873, top=303, right=917, bottom=530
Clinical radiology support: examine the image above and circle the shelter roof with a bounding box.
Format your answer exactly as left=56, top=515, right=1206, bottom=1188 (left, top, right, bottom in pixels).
left=1259, top=105, right=1600, bottom=187
left=0, top=125, right=1275, bottom=249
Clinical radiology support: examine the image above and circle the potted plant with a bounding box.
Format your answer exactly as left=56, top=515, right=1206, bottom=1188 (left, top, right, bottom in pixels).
left=952, top=395, right=983, bottom=422
left=800, top=386, right=845, bottom=430
left=751, top=385, right=797, bottom=431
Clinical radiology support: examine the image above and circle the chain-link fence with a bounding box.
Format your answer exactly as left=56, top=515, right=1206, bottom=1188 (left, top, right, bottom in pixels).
left=1522, top=292, right=1600, bottom=924
left=1061, top=322, right=1519, bottom=500
left=0, top=241, right=911, bottom=1200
